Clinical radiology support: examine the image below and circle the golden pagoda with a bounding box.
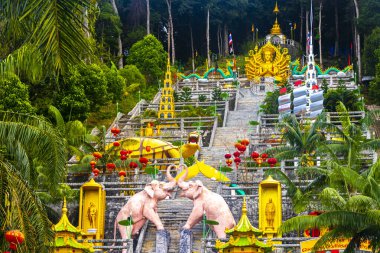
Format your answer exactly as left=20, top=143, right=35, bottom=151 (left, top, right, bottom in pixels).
left=215, top=198, right=272, bottom=253
left=158, top=58, right=175, bottom=120
left=53, top=198, right=94, bottom=253
left=270, top=1, right=282, bottom=35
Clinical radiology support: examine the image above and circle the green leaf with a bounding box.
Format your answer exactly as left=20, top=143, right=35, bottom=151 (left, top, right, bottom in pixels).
left=205, top=219, right=219, bottom=225
left=145, top=166, right=159, bottom=175
left=219, top=166, right=233, bottom=172
left=118, top=217, right=134, bottom=226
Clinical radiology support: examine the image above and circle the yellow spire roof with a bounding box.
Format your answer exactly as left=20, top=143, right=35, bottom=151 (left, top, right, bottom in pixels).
left=273, top=1, right=280, bottom=14
left=54, top=197, right=80, bottom=234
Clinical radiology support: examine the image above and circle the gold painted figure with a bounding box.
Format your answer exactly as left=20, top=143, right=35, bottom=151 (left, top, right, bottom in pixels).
left=88, top=202, right=97, bottom=228
left=245, top=41, right=290, bottom=83
left=265, top=198, right=275, bottom=228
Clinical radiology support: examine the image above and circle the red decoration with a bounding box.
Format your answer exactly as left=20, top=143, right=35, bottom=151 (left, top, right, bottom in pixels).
left=111, top=126, right=121, bottom=137
left=106, top=163, right=116, bottom=171
left=294, top=80, right=303, bottom=86
left=146, top=146, right=151, bottom=152
left=312, top=84, right=319, bottom=90
left=92, top=168, right=100, bottom=176
left=90, top=161, right=96, bottom=169
left=113, top=141, right=120, bottom=147
left=261, top=153, right=268, bottom=161
left=240, top=139, right=250, bottom=146
left=224, top=153, right=232, bottom=159
left=251, top=151, right=260, bottom=159
left=226, top=159, right=233, bottom=167
left=234, top=142, right=241, bottom=148
left=93, top=152, right=102, bottom=160
left=234, top=157, right=241, bottom=166
left=139, top=157, right=149, bottom=167
left=279, top=87, right=287, bottom=94
left=267, top=157, right=277, bottom=167
left=120, top=150, right=128, bottom=156
left=233, top=151, right=240, bottom=158
left=237, top=144, right=246, bottom=153
left=120, top=155, right=127, bottom=161
left=129, top=162, right=138, bottom=169
left=5, top=230, right=24, bottom=250
left=119, top=171, right=126, bottom=177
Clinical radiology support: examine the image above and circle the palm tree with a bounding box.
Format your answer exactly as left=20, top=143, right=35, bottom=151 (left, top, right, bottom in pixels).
left=1, top=0, right=94, bottom=76
left=0, top=111, right=68, bottom=251
left=280, top=160, right=380, bottom=252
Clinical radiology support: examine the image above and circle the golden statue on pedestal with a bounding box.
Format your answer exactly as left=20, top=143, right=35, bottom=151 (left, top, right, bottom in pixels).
left=245, top=41, right=291, bottom=84
left=265, top=198, right=275, bottom=228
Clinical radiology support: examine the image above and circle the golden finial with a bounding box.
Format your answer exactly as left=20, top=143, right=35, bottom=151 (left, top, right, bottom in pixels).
left=242, top=197, right=247, bottom=215
left=273, top=1, right=280, bottom=14
left=166, top=57, right=171, bottom=72
left=62, top=197, right=68, bottom=216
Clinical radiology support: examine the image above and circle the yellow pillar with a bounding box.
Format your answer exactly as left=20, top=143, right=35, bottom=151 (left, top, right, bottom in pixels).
left=258, top=176, right=282, bottom=239
left=78, top=179, right=106, bottom=245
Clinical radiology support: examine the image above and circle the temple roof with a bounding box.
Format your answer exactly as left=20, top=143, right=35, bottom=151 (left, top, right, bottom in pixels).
left=54, top=197, right=81, bottom=234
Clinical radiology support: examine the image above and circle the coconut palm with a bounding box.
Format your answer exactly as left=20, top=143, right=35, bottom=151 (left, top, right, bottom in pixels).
left=0, top=111, right=68, bottom=251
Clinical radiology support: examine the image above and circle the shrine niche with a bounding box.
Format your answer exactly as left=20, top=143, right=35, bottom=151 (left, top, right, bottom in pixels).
left=245, top=41, right=291, bottom=84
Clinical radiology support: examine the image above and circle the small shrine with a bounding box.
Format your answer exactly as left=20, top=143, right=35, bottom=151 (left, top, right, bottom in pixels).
left=53, top=198, right=94, bottom=253
left=245, top=41, right=291, bottom=83
left=215, top=198, right=272, bottom=253
left=265, top=1, right=286, bottom=43
left=259, top=176, right=282, bottom=239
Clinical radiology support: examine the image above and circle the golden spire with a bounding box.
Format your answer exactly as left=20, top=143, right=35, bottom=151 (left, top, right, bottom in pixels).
left=242, top=197, right=247, bottom=216
left=273, top=1, right=280, bottom=14
left=62, top=197, right=68, bottom=216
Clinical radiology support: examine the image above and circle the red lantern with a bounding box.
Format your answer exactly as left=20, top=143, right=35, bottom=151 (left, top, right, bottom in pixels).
left=111, top=126, right=121, bottom=137
left=93, top=152, right=102, bottom=160
left=234, top=157, right=241, bottom=166
left=93, top=168, right=100, bottom=176
left=120, top=149, right=128, bottom=155
left=5, top=230, right=24, bottom=250
left=139, top=157, right=149, bottom=167
left=106, top=163, right=116, bottom=171
left=261, top=153, right=268, bottom=161
left=119, top=171, right=126, bottom=177
left=267, top=157, right=277, bottom=167
left=233, top=151, right=240, bottom=158
left=241, top=139, right=250, bottom=146
left=146, top=146, right=151, bottom=152
left=120, top=155, right=127, bottom=161
left=113, top=141, right=120, bottom=147
left=224, top=153, right=232, bottom=159
left=90, top=161, right=96, bottom=169
left=129, top=161, right=138, bottom=169
left=226, top=159, right=233, bottom=167
left=237, top=144, right=246, bottom=153
left=234, top=142, right=241, bottom=148
left=251, top=151, right=260, bottom=159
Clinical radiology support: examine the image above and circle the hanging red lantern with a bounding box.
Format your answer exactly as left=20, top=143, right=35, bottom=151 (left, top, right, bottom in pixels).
left=224, top=153, right=232, bottom=159
left=120, top=155, right=127, bottom=161
left=120, top=149, right=128, bottom=156
left=233, top=151, right=240, bottom=158
left=146, top=146, right=151, bottom=152
left=93, top=152, right=102, bottom=160
left=111, top=126, right=121, bottom=137
left=93, top=168, right=100, bottom=176
left=113, top=141, right=120, bottom=147
left=106, top=163, right=116, bottom=171
left=234, top=157, right=241, bottom=166
left=139, top=157, right=149, bottom=167
left=234, top=142, right=241, bottom=148
left=226, top=159, right=233, bottom=167
left=5, top=230, right=24, bottom=250
left=241, top=139, right=250, bottom=146
left=237, top=144, right=246, bottom=153
left=261, top=153, right=268, bottom=161
left=251, top=151, right=260, bottom=159
left=267, top=157, right=277, bottom=167
left=118, top=171, right=126, bottom=177
left=90, top=161, right=96, bottom=169
left=129, top=161, right=138, bottom=169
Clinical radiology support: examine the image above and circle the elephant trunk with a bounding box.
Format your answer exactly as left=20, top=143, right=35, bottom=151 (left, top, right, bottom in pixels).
left=178, top=164, right=189, bottom=189
left=164, top=164, right=177, bottom=190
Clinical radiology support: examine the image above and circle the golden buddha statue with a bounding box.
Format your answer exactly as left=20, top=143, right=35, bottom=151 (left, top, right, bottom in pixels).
left=245, top=41, right=290, bottom=84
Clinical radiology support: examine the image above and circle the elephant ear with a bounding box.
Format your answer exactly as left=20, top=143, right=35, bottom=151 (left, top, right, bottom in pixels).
left=193, top=180, right=204, bottom=199
left=144, top=185, right=155, bottom=198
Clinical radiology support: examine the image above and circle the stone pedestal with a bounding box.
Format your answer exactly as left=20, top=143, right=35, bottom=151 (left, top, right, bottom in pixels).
left=156, top=229, right=170, bottom=253
left=179, top=229, right=193, bottom=253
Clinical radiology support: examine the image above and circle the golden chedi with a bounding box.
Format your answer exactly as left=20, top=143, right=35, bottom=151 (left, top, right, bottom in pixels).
left=245, top=41, right=290, bottom=84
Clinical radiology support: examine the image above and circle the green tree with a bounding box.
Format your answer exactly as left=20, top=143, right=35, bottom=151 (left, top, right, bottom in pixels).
left=363, top=27, right=380, bottom=76
left=0, top=73, right=35, bottom=114
left=179, top=87, right=192, bottom=102
left=126, top=34, right=166, bottom=83
left=119, top=64, right=146, bottom=87
left=103, top=63, right=126, bottom=102
left=259, top=90, right=280, bottom=114
left=324, top=86, right=363, bottom=112
left=0, top=112, right=68, bottom=252
left=369, top=50, right=380, bottom=105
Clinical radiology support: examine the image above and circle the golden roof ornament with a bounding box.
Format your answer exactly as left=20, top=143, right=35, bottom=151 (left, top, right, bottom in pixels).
left=273, top=1, right=280, bottom=14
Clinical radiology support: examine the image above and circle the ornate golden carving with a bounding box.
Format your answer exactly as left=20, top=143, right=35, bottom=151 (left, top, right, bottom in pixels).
left=265, top=198, right=275, bottom=228
left=245, top=41, right=290, bottom=83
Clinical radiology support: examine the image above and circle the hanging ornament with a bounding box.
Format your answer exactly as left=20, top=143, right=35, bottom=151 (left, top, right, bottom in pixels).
left=233, top=151, right=240, bottom=158
left=106, top=163, right=116, bottom=171
left=113, top=141, right=120, bottom=147
left=261, top=153, right=268, bottom=162
left=251, top=151, right=260, bottom=159
left=267, top=157, right=277, bottom=167
left=111, top=126, right=121, bottom=137
left=240, top=139, right=250, bottom=146
left=139, top=157, right=149, bottom=168
left=5, top=230, right=24, bottom=250
left=90, top=161, right=96, bottom=169
left=92, top=152, right=102, bottom=160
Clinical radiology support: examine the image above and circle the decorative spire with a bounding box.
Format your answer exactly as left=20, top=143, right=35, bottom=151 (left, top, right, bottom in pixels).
left=166, top=57, right=171, bottom=73
left=273, top=1, right=280, bottom=14
left=62, top=197, right=68, bottom=216
left=242, top=197, right=247, bottom=216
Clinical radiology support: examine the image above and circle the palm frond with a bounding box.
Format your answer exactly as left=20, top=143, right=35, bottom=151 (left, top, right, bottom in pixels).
left=319, top=187, right=346, bottom=210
